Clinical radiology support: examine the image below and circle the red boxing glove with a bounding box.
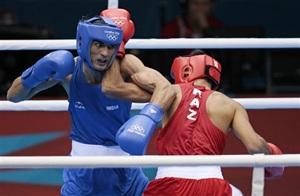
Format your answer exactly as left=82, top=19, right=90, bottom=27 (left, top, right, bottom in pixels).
left=100, top=8, right=135, bottom=58
left=265, top=143, right=284, bottom=179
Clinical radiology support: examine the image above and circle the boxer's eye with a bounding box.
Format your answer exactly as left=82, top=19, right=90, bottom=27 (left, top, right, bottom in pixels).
left=108, top=45, right=116, bottom=50
left=94, top=41, right=105, bottom=48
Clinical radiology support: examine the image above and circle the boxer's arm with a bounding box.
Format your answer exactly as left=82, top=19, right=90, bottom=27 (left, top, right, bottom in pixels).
left=7, top=76, right=61, bottom=102
left=229, top=99, right=284, bottom=178
left=119, top=54, right=144, bottom=76
left=115, top=56, right=176, bottom=155
left=7, top=50, right=74, bottom=102
left=115, top=66, right=175, bottom=154
left=230, top=101, right=270, bottom=154
left=122, top=54, right=177, bottom=110
left=113, top=55, right=176, bottom=155
left=130, top=66, right=176, bottom=112
left=103, top=54, right=176, bottom=110
left=102, top=59, right=151, bottom=103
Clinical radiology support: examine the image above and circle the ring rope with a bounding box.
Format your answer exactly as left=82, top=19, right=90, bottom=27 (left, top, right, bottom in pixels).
left=0, top=38, right=299, bottom=50
left=0, top=154, right=298, bottom=168
left=1, top=98, right=299, bottom=111
left=108, top=0, right=118, bottom=8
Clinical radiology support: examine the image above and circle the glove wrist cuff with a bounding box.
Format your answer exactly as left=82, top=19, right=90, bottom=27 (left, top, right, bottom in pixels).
left=140, top=103, right=164, bottom=124
left=21, top=67, right=41, bottom=89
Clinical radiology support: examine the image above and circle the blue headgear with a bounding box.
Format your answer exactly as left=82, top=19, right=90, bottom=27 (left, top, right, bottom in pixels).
left=76, top=16, right=123, bottom=71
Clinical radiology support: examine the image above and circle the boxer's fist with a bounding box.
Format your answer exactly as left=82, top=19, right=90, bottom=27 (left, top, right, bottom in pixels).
left=100, top=8, right=135, bottom=58
left=21, top=50, right=74, bottom=89
left=265, top=143, right=284, bottom=179
left=116, top=103, right=163, bottom=155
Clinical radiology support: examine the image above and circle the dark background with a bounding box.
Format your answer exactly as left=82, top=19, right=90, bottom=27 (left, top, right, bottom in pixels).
left=0, top=0, right=299, bottom=97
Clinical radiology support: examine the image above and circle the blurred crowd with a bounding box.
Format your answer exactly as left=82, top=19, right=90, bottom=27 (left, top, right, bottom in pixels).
left=0, top=0, right=299, bottom=98
left=162, top=0, right=223, bottom=38
left=0, top=9, right=58, bottom=97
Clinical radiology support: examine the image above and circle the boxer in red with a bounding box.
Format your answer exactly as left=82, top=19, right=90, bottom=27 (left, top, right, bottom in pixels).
left=142, top=50, right=284, bottom=196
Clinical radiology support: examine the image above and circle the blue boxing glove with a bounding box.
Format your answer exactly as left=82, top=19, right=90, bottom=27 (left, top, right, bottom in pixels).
left=21, top=50, right=74, bottom=89
left=116, top=103, right=164, bottom=155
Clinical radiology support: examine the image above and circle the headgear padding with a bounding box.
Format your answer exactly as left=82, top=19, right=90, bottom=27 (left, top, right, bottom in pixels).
left=76, top=16, right=123, bottom=71
left=171, top=54, right=221, bottom=89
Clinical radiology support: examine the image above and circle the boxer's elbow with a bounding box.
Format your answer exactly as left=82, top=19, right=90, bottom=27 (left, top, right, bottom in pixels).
left=6, top=77, right=29, bottom=102
left=7, top=87, right=19, bottom=102
left=6, top=93, right=16, bottom=102
left=7, top=91, right=25, bottom=103
left=7, top=87, right=29, bottom=102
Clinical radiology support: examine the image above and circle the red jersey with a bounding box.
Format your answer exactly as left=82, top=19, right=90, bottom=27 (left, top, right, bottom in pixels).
left=156, top=83, right=226, bottom=155
left=145, top=84, right=240, bottom=196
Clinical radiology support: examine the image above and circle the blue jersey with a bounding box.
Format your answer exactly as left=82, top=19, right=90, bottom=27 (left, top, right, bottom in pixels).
left=68, top=58, right=132, bottom=145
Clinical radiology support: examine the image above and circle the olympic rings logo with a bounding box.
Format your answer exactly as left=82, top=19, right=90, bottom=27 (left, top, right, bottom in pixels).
left=106, top=34, right=118, bottom=41
left=104, top=30, right=120, bottom=41
left=128, top=125, right=146, bottom=137
left=113, top=19, right=124, bottom=26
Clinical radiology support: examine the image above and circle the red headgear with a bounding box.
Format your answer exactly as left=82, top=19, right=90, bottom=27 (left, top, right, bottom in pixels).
left=170, top=54, right=221, bottom=89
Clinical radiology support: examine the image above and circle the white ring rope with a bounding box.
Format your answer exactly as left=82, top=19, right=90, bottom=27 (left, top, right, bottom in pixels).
left=108, top=0, right=118, bottom=8
left=1, top=98, right=299, bottom=111
left=0, top=154, right=298, bottom=168
left=0, top=38, right=299, bottom=50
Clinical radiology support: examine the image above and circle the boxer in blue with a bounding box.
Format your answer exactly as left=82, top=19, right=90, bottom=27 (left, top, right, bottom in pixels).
left=7, top=9, right=176, bottom=196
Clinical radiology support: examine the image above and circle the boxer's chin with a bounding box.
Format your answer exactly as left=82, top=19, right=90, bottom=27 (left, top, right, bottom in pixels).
left=93, top=59, right=109, bottom=71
